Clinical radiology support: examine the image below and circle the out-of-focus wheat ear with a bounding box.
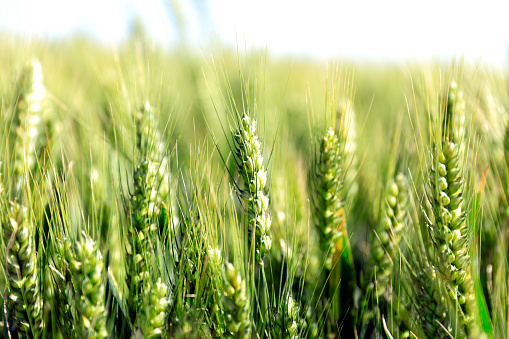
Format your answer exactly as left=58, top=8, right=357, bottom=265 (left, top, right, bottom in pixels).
left=0, top=161, right=3, bottom=194
left=370, top=173, right=409, bottom=301
left=444, top=81, right=466, bottom=143
left=233, top=113, right=272, bottom=263
left=12, top=60, right=52, bottom=193
left=303, top=305, right=320, bottom=338
left=428, top=82, right=474, bottom=332
left=272, top=294, right=301, bottom=339
left=223, top=262, right=251, bottom=339
left=139, top=278, right=169, bottom=339
left=207, top=246, right=226, bottom=336
left=69, top=236, right=108, bottom=339
left=3, top=201, right=43, bottom=337
left=337, top=100, right=358, bottom=195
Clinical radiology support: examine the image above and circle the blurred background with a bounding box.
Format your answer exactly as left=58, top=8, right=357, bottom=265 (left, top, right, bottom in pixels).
left=1, top=0, right=509, bottom=66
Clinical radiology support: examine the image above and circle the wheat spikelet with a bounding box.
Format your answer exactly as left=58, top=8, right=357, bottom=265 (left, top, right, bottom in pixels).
left=233, top=113, right=272, bottom=263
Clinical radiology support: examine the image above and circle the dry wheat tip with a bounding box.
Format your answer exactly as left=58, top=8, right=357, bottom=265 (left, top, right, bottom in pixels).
left=70, top=236, right=108, bottom=339
left=223, top=262, right=251, bottom=339
left=4, top=201, right=43, bottom=337
left=233, top=113, right=272, bottom=263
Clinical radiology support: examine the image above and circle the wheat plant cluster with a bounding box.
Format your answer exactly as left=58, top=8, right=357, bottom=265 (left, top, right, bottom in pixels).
left=0, top=38, right=508, bottom=339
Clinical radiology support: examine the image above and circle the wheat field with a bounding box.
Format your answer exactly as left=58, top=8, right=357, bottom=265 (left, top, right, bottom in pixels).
left=0, top=36, right=508, bottom=339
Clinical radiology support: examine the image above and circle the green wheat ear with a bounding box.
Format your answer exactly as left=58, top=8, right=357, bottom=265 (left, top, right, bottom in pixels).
left=126, top=102, right=168, bottom=320
left=139, top=278, right=169, bottom=338
left=310, top=128, right=348, bottom=271
left=69, top=236, right=108, bottom=339
left=207, top=246, right=226, bottom=336
left=3, top=201, right=43, bottom=337
left=223, top=262, right=251, bottom=339
left=410, top=256, right=452, bottom=338
left=272, top=294, right=302, bottom=339
left=233, top=113, right=272, bottom=263
left=427, top=82, right=474, bottom=332
left=370, top=173, right=409, bottom=300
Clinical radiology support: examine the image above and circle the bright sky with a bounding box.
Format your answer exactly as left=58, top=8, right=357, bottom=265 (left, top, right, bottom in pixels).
left=1, top=0, right=508, bottom=65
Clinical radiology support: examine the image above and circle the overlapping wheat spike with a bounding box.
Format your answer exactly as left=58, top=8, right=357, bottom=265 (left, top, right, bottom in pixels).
left=223, top=262, right=251, bottom=338
left=68, top=235, right=108, bottom=339
left=427, top=81, right=474, bottom=332
left=3, top=201, right=43, bottom=337
left=233, top=113, right=272, bottom=263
